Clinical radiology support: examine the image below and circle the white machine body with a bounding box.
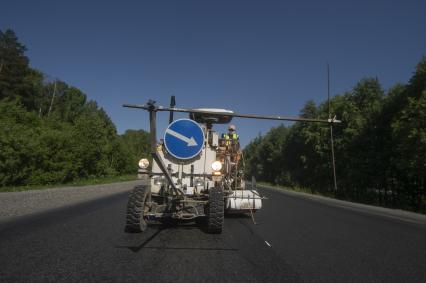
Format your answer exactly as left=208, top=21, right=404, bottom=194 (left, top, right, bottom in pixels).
left=147, top=120, right=263, bottom=213
left=150, top=124, right=217, bottom=195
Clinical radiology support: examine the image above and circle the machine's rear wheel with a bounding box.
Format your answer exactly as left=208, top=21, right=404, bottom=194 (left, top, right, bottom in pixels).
left=125, top=185, right=150, bottom=233
left=206, top=186, right=224, bottom=234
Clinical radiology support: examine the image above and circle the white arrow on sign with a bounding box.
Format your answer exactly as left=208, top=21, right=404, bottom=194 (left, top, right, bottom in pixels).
left=166, top=128, right=198, bottom=146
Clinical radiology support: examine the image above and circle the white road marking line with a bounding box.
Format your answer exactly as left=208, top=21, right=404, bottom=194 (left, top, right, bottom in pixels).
left=264, top=240, right=272, bottom=247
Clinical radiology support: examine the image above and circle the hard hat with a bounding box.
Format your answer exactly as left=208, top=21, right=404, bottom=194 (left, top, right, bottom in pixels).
left=228, top=124, right=236, bottom=131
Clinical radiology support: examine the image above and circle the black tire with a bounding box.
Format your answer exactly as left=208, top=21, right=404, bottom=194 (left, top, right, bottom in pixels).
left=206, top=186, right=224, bottom=234
left=125, top=185, right=150, bottom=233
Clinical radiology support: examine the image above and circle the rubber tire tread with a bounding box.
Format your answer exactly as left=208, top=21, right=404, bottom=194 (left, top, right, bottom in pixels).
left=207, top=186, right=224, bottom=234
left=125, top=185, right=149, bottom=233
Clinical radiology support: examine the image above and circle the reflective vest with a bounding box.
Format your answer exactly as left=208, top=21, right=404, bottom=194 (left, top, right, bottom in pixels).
left=222, top=133, right=239, bottom=140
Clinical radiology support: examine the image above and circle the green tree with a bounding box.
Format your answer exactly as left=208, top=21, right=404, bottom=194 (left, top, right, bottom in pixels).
left=120, top=129, right=151, bottom=167
left=0, top=29, right=40, bottom=109
left=0, top=29, right=146, bottom=189
left=0, top=100, right=39, bottom=186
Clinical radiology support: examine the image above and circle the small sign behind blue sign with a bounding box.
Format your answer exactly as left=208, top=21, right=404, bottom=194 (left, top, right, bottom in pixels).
left=164, top=118, right=205, bottom=160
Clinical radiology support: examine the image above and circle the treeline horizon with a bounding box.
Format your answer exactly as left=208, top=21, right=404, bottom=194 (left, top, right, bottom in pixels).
left=1, top=29, right=425, bottom=213
left=244, top=57, right=426, bottom=212
left=0, top=29, right=150, bottom=188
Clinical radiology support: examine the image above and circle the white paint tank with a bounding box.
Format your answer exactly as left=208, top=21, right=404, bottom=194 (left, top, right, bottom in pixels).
left=226, top=190, right=262, bottom=211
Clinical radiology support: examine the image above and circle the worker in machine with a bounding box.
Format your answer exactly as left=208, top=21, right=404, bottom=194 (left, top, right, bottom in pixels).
left=222, top=125, right=241, bottom=185
left=222, top=124, right=240, bottom=149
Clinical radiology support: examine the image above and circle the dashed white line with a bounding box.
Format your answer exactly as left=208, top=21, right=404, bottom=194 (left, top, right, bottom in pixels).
left=264, top=240, right=272, bottom=247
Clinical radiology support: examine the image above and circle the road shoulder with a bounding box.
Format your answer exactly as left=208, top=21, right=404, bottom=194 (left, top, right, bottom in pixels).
left=258, top=184, right=426, bottom=225
left=0, top=180, right=142, bottom=222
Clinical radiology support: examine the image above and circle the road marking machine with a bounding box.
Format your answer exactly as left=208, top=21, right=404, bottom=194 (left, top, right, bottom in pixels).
left=123, top=97, right=340, bottom=233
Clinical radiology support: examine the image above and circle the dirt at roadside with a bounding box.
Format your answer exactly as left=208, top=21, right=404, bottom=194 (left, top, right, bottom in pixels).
left=0, top=180, right=141, bottom=221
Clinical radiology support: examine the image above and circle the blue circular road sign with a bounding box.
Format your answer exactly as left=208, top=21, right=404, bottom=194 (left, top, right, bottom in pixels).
left=164, top=118, right=205, bottom=160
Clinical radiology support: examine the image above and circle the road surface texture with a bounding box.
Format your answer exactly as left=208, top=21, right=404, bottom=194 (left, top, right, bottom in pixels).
left=0, top=182, right=425, bottom=282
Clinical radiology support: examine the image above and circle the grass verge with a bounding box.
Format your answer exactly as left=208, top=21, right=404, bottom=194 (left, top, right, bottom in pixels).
left=0, top=174, right=138, bottom=193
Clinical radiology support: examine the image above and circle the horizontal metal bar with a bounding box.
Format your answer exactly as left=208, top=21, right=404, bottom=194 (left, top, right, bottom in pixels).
left=180, top=199, right=208, bottom=204
left=123, top=103, right=341, bottom=124
left=146, top=212, right=206, bottom=218
left=183, top=173, right=213, bottom=178
left=142, top=171, right=213, bottom=178
left=123, top=103, right=150, bottom=110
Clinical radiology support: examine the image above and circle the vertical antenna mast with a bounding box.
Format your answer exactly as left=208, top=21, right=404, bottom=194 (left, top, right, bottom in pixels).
left=169, top=95, right=176, bottom=124
left=47, top=81, right=57, bottom=117
left=328, top=64, right=338, bottom=192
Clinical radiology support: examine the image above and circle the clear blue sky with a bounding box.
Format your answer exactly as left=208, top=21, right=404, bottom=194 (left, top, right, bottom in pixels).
left=1, top=0, right=425, bottom=146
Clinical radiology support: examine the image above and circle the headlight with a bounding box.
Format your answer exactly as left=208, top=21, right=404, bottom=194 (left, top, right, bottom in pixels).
left=138, top=158, right=150, bottom=169
left=194, top=178, right=205, bottom=187
left=211, top=161, right=222, bottom=171
left=154, top=177, right=165, bottom=185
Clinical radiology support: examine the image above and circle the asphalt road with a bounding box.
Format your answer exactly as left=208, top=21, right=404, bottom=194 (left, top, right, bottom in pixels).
left=1, top=184, right=425, bottom=282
